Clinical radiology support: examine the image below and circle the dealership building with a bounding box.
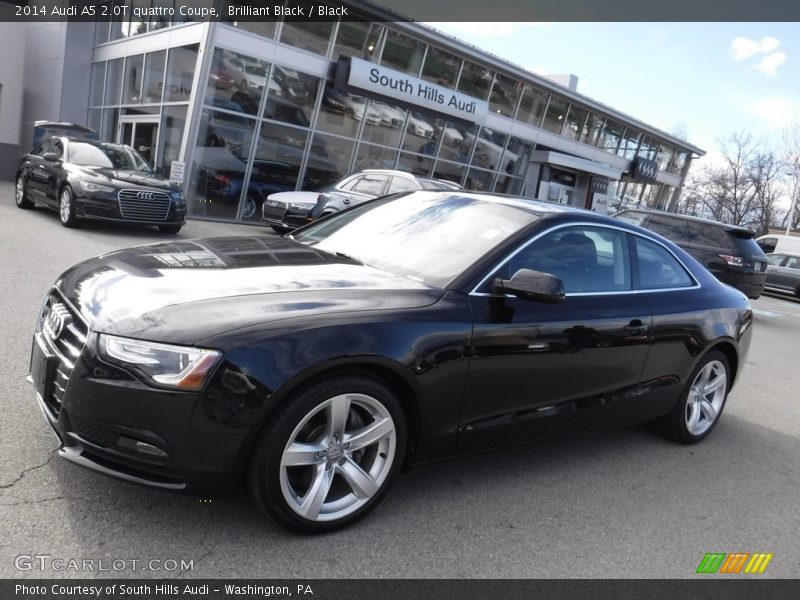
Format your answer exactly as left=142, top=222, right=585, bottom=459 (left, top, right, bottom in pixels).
left=1, top=0, right=705, bottom=223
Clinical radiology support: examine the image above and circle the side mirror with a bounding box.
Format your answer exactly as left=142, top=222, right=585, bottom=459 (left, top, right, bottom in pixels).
left=42, top=152, right=61, bottom=163
left=153, top=166, right=165, bottom=177
left=492, top=269, right=565, bottom=303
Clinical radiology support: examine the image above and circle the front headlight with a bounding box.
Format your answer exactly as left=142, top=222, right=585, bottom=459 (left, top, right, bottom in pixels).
left=79, top=181, right=115, bottom=193
left=99, top=334, right=221, bottom=391
left=288, top=202, right=315, bottom=210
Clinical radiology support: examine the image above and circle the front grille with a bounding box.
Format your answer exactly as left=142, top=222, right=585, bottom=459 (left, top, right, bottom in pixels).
left=262, top=200, right=287, bottom=222
left=39, top=292, right=88, bottom=418
left=71, top=415, right=119, bottom=448
left=118, top=189, right=171, bottom=222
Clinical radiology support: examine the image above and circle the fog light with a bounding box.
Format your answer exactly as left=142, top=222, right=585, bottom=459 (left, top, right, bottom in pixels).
left=118, top=436, right=168, bottom=457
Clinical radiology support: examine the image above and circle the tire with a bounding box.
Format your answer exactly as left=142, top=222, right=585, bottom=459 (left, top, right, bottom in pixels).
left=241, top=195, right=257, bottom=220
left=58, top=186, right=78, bottom=228
left=247, top=373, right=406, bottom=533
left=15, top=175, right=34, bottom=209
left=158, top=224, right=183, bottom=234
left=657, top=350, right=731, bottom=444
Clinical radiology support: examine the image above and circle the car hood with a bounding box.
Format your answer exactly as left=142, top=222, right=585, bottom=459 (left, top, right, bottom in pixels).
left=56, top=236, right=442, bottom=344
left=266, top=191, right=321, bottom=204
left=72, top=166, right=179, bottom=191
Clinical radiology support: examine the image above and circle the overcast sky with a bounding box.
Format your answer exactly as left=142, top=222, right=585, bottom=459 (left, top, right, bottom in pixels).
left=427, top=22, right=799, bottom=166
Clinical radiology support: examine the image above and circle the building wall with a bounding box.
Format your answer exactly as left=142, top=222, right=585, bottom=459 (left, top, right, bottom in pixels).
left=0, top=11, right=26, bottom=180
left=20, top=22, right=94, bottom=153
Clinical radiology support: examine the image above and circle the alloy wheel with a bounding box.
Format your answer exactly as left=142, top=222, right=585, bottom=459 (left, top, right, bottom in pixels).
left=279, top=393, right=397, bottom=522
left=685, top=360, right=727, bottom=436
left=60, top=188, right=71, bottom=224
left=15, top=177, right=24, bottom=206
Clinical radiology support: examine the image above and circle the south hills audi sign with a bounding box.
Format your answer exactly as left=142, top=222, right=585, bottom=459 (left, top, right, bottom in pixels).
left=343, top=57, right=489, bottom=124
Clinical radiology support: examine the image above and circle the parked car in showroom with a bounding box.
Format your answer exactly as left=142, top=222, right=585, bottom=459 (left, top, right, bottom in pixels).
left=29, top=191, right=752, bottom=533
left=261, top=169, right=461, bottom=233
left=15, top=137, right=186, bottom=233
left=764, top=252, right=800, bottom=299
left=614, top=208, right=767, bottom=298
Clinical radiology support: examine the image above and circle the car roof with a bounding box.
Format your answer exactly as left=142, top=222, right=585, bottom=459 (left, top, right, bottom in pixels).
left=618, top=207, right=755, bottom=234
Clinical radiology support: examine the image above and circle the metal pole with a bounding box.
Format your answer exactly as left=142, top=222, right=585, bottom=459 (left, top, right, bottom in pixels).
left=788, top=167, right=799, bottom=236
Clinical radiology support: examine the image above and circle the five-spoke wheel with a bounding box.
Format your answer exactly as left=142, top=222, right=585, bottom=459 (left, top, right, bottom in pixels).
left=248, top=374, right=405, bottom=533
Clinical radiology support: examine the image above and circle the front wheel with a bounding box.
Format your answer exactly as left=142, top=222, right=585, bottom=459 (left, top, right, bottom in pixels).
left=59, top=186, right=78, bottom=227
left=16, top=175, right=34, bottom=209
left=247, top=374, right=406, bottom=533
left=658, top=350, right=730, bottom=444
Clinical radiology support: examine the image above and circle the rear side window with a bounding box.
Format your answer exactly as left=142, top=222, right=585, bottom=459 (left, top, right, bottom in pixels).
left=387, top=176, right=419, bottom=194
left=634, top=236, right=694, bottom=290
left=647, top=215, right=690, bottom=244
left=686, top=221, right=735, bottom=251
left=351, top=175, right=388, bottom=196
left=758, top=237, right=778, bottom=253
left=767, top=254, right=785, bottom=266
left=786, top=256, right=800, bottom=270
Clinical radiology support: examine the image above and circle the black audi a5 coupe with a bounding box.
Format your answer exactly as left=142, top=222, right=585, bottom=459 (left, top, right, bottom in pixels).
left=15, top=137, right=186, bottom=233
left=29, top=192, right=753, bottom=533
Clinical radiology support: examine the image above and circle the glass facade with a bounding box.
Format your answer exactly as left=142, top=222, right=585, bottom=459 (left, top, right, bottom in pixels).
left=89, top=16, right=700, bottom=223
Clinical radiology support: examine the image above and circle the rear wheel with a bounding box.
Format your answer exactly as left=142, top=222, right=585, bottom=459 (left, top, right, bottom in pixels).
left=658, top=350, right=730, bottom=444
left=58, top=186, right=78, bottom=227
left=15, top=175, right=34, bottom=209
left=158, top=224, right=183, bottom=234
left=247, top=374, right=406, bottom=533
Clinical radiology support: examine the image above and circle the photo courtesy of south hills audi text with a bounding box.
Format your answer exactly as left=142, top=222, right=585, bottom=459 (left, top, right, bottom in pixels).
left=14, top=583, right=314, bottom=597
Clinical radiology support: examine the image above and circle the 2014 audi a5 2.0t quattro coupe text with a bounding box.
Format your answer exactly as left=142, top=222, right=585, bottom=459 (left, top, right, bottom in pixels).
left=29, top=192, right=753, bottom=533
left=16, top=137, right=186, bottom=233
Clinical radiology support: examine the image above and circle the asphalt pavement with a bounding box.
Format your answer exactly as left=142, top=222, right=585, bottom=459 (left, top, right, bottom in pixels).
left=0, top=182, right=798, bottom=578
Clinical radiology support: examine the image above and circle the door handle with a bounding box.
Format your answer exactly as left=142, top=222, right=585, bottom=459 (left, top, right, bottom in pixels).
left=623, top=319, right=648, bottom=335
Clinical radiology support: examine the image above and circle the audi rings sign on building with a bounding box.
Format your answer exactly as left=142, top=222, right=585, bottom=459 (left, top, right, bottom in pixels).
left=633, top=158, right=659, bottom=182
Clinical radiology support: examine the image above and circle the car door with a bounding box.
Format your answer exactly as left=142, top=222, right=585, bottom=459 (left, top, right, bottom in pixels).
left=766, top=254, right=800, bottom=292
left=460, top=223, right=653, bottom=452
left=35, top=138, right=65, bottom=206
left=25, top=140, right=57, bottom=205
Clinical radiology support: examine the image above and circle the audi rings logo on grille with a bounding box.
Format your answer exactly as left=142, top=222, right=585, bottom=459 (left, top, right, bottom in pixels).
left=44, top=303, right=72, bottom=341
left=137, top=192, right=156, bottom=200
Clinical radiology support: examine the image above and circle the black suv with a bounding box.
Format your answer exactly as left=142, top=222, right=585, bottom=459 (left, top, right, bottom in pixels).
left=614, top=209, right=767, bottom=299
left=16, top=137, right=186, bottom=233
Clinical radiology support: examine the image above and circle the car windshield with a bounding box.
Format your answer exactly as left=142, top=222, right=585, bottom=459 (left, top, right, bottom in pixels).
left=69, top=142, right=152, bottom=172
left=292, top=192, right=539, bottom=287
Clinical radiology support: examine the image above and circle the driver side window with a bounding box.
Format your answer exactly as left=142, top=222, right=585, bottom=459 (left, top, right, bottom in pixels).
left=490, top=225, right=632, bottom=294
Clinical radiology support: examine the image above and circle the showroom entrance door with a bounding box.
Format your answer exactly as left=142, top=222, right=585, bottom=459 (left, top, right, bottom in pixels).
left=118, top=117, right=160, bottom=166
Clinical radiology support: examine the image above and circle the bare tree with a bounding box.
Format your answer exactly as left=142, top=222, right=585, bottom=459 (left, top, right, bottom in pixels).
left=782, top=122, right=800, bottom=232
left=681, top=132, right=784, bottom=233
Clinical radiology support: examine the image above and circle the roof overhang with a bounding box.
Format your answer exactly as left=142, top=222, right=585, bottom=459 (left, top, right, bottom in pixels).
left=531, top=151, right=624, bottom=180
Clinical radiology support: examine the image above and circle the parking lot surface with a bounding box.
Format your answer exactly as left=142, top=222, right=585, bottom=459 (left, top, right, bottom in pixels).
left=0, top=183, right=798, bottom=578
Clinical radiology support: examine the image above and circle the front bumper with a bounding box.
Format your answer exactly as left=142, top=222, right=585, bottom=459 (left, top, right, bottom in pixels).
left=29, top=330, right=245, bottom=495
left=75, top=191, right=186, bottom=225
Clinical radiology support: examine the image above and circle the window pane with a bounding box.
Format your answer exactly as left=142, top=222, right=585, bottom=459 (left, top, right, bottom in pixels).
left=94, top=8, right=111, bottom=44
left=563, top=105, right=588, bottom=141
left=420, top=45, right=461, bottom=88
left=301, top=133, right=355, bottom=189
left=580, top=113, right=604, bottom=146
left=158, top=105, right=186, bottom=170
left=360, top=100, right=406, bottom=147
left=149, top=0, right=173, bottom=30
left=542, top=97, right=569, bottom=134
left=496, top=136, right=533, bottom=189
left=280, top=13, right=334, bottom=55
left=264, top=67, right=319, bottom=125
left=500, top=226, right=632, bottom=293
left=104, top=58, right=123, bottom=106
left=87, top=109, right=102, bottom=135
left=471, top=127, right=508, bottom=171
left=354, top=143, right=398, bottom=170
left=205, top=48, right=267, bottom=115
left=438, top=121, right=477, bottom=164
left=618, top=129, right=641, bottom=160
left=656, top=143, right=675, bottom=171
left=670, top=151, right=689, bottom=176
left=397, top=152, right=434, bottom=177
left=130, top=0, right=150, bottom=35
left=433, top=160, right=466, bottom=186
left=634, top=237, right=693, bottom=289
left=639, top=136, right=659, bottom=161
left=332, top=20, right=383, bottom=62
left=109, top=0, right=131, bottom=40
left=189, top=110, right=257, bottom=220
left=600, top=120, right=624, bottom=154
left=122, top=54, right=144, bottom=104
left=90, top=62, right=106, bottom=106
left=516, top=85, right=547, bottom=127
left=488, top=73, right=521, bottom=117
left=100, top=108, right=118, bottom=141
left=465, top=167, right=496, bottom=192
left=403, top=111, right=436, bottom=153
left=317, top=85, right=359, bottom=137
left=141, top=50, right=166, bottom=104
left=457, top=61, right=493, bottom=101
left=164, top=45, right=198, bottom=102
left=380, top=29, right=425, bottom=76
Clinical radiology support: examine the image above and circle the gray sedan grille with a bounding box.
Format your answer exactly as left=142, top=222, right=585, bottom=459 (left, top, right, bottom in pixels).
left=118, top=189, right=172, bottom=222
